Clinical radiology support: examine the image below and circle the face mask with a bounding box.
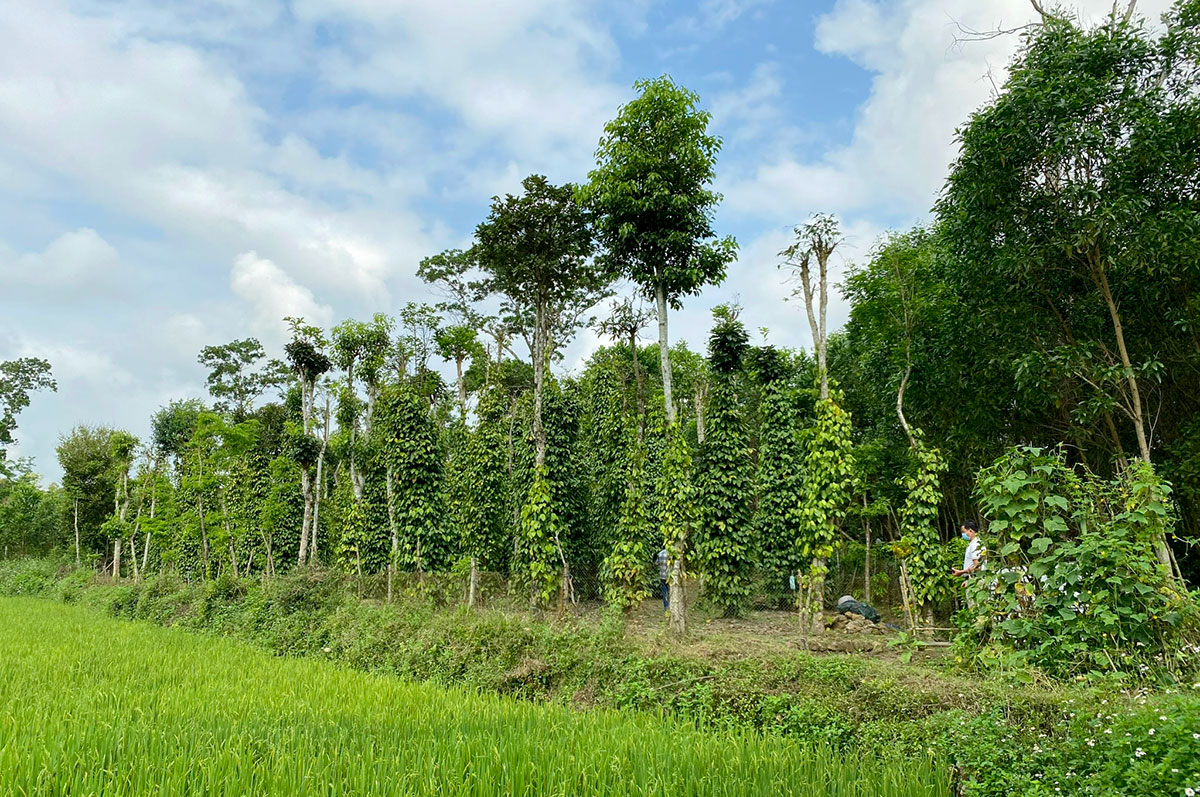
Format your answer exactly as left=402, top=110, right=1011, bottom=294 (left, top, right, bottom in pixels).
left=961, top=532, right=971, bottom=541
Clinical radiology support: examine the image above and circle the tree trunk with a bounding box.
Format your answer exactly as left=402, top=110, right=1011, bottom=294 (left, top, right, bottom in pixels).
left=798, top=257, right=826, bottom=401
left=73, top=499, right=80, bottom=567
left=457, top=355, right=468, bottom=421
left=198, top=493, right=211, bottom=578
left=468, top=555, right=479, bottom=609
left=863, top=494, right=872, bottom=604
left=1095, top=261, right=1150, bottom=464
left=655, top=282, right=676, bottom=425
left=112, top=537, right=121, bottom=579
left=142, top=477, right=156, bottom=574
left=668, top=552, right=687, bottom=635
left=386, top=466, right=397, bottom=604
left=221, top=494, right=237, bottom=578
left=532, top=319, right=547, bottom=469
left=896, top=359, right=916, bottom=450
left=312, top=394, right=331, bottom=564
left=694, top=381, right=706, bottom=444
left=1095, top=258, right=1175, bottom=576
left=298, top=467, right=312, bottom=566
left=818, top=253, right=829, bottom=400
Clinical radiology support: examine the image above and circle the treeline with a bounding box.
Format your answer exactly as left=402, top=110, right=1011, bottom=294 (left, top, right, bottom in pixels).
left=1, top=6, right=1198, bottom=641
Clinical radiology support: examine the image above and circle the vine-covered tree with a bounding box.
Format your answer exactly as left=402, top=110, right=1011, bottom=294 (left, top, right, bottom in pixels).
left=448, top=385, right=512, bottom=606
left=693, top=306, right=755, bottom=617
left=373, top=383, right=445, bottom=601
left=601, top=431, right=652, bottom=610
left=748, top=346, right=805, bottom=597
left=472, top=174, right=608, bottom=603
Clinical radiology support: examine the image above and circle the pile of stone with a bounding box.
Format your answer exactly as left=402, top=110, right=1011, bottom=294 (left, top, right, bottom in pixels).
left=824, top=595, right=887, bottom=635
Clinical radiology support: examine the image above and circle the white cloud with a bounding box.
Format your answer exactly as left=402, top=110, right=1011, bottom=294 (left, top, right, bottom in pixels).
left=0, top=228, right=122, bottom=296
left=230, top=251, right=334, bottom=345
left=673, top=0, right=776, bottom=37
left=0, top=0, right=429, bottom=305
left=292, top=0, right=627, bottom=174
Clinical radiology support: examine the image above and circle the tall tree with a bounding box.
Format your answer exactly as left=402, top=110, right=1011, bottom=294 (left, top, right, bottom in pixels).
left=780, top=215, right=841, bottom=401
left=284, top=317, right=331, bottom=566
left=938, top=8, right=1200, bottom=575
left=472, top=175, right=607, bottom=603
left=56, top=426, right=119, bottom=567
left=474, top=174, right=604, bottom=471
left=0, top=357, right=55, bottom=468
left=583, top=76, right=737, bottom=425
left=197, top=339, right=285, bottom=421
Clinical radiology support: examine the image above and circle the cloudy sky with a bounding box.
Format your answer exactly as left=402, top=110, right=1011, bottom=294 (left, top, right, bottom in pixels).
left=0, top=0, right=1173, bottom=481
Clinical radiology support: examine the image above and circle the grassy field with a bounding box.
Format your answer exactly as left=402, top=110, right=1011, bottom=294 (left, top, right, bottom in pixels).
left=0, top=597, right=949, bottom=796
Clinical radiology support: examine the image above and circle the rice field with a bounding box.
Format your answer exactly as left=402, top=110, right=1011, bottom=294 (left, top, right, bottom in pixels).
left=0, top=598, right=949, bottom=796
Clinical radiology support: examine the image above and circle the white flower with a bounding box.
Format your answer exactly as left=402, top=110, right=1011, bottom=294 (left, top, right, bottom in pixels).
left=1105, top=729, right=1113, bottom=734
left=1159, top=716, right=1167, bottom=721
left=1135, top=748, right=1145, bottom=758
left=1194, top=733, right=1200, bottom=740
left=1150, top=729, right=1156, bottom=735
left=1185, top=788, right=1195, bottom=797
left=1087, top=739, right=1096, bottom=747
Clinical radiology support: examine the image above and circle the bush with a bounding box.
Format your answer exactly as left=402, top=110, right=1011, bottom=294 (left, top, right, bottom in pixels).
left=960, top=447, right=1200, bottom=681
left=0, top=557, right=59, bottom=596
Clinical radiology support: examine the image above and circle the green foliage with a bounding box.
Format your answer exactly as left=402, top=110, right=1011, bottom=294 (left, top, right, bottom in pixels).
left=0, top=357, right=55, bottom=463
left=754, top=373, right=806, bottom=588
left=196, top=338, right=284, bottom=420
left=798, top=395, right=856, bottom=567
left=961, top=446, right=1200, bottom=680
left=897, top=432, right=950, bottom=610
left=521, top=465, right=565, bottom=604
left=373, top=384, right=447, bottom=574
left=447, top=386, right=511, bottom=570
left=601, top=435, right=652, bottom=609
left=582, top=76, right=737, bottom=307
left=694, top=312, right=755, bottom=616
left=658, top=422, right=695, bottom=573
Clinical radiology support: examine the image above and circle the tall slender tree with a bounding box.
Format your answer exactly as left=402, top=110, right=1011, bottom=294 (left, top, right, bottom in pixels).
left=583, top=76, right=736, bottom=426
left=284, top=317, right=331, bottom=566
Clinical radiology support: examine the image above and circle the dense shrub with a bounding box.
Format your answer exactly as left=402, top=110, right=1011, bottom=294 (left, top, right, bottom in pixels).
left=959, top=447, right=1200, bottom=681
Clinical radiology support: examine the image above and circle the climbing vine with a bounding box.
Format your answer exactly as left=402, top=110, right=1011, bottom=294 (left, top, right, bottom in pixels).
left=796, top=392, right=855, bottom=635
left=601, top=433, right=652, bottom=609
left=895, top=430, right=949, bottom=623
left=693, top=307, right=755, bottom=617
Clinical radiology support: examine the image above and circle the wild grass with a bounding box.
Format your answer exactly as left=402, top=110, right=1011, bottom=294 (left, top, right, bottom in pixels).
left=0, top=597, right=949, bottom=796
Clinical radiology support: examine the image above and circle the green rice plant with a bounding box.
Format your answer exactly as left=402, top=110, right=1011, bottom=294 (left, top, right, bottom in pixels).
left=0, top=597, right=948, bottom=796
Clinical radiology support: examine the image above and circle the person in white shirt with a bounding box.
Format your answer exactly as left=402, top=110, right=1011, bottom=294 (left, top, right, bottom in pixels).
left=952, top=520, right=983, bottom=578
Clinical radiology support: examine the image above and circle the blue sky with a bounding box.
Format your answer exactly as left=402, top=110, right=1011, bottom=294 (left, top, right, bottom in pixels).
left=0, top=0, right=1168, bottom=481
